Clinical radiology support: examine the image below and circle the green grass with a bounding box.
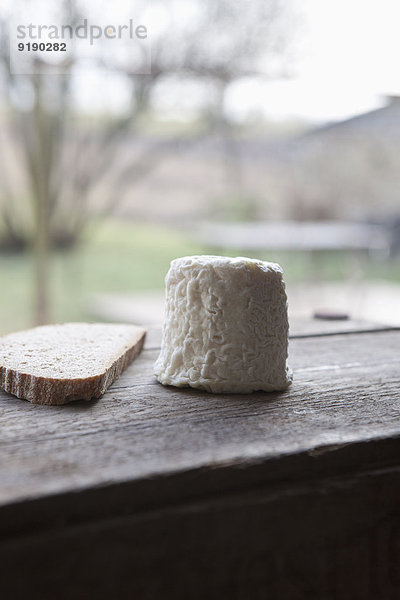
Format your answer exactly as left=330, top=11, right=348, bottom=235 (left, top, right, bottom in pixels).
left=0, top=218, right=399, bottom=334
left=81, top=220, right=202, bottom=290
left=0, top=220, right=204, bottom=334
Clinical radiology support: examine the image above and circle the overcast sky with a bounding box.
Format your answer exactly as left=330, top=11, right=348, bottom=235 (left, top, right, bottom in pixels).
left=252, top=0, right=400, bottom=122
left=4, top=0, right=400, bottom=123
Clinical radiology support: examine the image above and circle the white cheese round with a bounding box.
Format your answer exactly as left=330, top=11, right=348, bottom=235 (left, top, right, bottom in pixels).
left=154, top=255, right=292, bottom=393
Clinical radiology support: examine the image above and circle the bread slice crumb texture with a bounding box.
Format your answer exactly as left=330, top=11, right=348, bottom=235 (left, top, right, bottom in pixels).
left=0, top=323, right=146, bottom=405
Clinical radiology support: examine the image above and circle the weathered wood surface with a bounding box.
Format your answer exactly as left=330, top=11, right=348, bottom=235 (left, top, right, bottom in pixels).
left=1, top=319, right=400, bottom=599
left=2, top=462, right=400, bottom=600
left=0, top=322, right=399, bottom=510
left=289, top=316, right=396, bottom=337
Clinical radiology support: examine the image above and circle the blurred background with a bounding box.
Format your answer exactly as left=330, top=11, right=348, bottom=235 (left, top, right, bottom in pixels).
left=1, top=0, right=400, bottom=333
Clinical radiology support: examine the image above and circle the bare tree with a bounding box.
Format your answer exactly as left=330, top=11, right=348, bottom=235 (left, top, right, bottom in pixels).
left=0, top=0, right=294, bottom=324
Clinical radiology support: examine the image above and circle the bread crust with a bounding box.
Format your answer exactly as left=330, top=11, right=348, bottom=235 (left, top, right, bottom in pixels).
left=0, top=324, right=146, bottom=405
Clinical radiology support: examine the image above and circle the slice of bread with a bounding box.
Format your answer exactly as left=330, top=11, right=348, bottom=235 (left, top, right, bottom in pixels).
left=0, top=323, right=146, bottom=405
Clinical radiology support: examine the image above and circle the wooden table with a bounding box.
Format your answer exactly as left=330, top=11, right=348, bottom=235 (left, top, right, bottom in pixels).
left=1, top=319, right=400, bottom=599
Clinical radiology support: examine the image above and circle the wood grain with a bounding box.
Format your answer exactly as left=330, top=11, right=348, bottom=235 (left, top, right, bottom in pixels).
left=288, top=316, right=396, bottom=337
left=0, top=327, right=399, bottom=509
left=0, top=320, right=399, bottom=599
left=2, top=465, right=400, bottom=600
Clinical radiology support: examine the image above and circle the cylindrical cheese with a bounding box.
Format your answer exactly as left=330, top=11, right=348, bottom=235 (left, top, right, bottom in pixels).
left=154, top=255, right=292, bottom=393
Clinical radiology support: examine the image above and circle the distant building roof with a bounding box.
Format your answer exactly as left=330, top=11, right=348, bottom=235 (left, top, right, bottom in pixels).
left=303, top=95, right=400, bottom=139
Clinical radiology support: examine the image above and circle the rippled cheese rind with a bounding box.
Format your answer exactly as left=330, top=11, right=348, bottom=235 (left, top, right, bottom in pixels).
left=154, top=255, right=292, bottom=393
